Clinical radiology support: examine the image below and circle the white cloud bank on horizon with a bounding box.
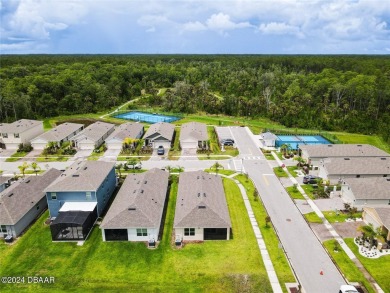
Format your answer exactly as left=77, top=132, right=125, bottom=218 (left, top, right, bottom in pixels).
left=0, top=0, right=389, bottom=54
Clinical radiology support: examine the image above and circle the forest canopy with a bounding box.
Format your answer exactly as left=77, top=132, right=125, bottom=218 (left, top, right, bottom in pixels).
left=1, top=55, right=389, bottom=142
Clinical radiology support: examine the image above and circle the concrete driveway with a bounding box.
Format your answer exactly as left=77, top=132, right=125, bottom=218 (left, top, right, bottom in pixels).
left=100, top=149, right=121, bottom=161
left=180, top=148, right=198, bottom=161
left=73, top=149, right=93, bottom=159
left=0, top=149, right=15, bottom=162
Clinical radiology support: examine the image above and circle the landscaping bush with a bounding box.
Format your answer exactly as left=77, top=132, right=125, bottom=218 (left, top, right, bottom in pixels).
left=17, top=143, right=33, bottom=152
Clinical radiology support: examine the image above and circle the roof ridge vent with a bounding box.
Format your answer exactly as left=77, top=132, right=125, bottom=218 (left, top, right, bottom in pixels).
left=8, top=193, right=14, bottom=197
left=72, top=174, right=80, bottom=177
left=128, top=207, right=136, bottom=211
left=198, top=205, right=206, bottom=209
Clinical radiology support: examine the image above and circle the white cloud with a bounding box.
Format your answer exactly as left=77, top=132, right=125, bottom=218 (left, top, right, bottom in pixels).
left=258, top=22, right=305, bottom=38
left=182, top=21, right=207, bottom=32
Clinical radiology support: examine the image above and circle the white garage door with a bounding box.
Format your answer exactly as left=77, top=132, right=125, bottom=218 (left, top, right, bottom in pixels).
left=31, top=143, right=47, bottom=150
left=181, top=141, right=197, bottom=149
left=79, top=142, right=96, bottom=150
left=106, top=142, right=122, bottom=150
left=152, top=141, right=171, bottom=149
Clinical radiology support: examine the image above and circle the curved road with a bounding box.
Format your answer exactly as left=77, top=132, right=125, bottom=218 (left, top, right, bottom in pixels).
left=230, top=126, right=346, bottom=293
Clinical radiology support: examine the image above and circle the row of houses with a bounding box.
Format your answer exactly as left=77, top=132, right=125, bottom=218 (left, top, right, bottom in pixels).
left=299, top=144, right=390, bottom=241
left=0, top=119, right=210, bottom=152
left=0, top=161, right=231, bottom=243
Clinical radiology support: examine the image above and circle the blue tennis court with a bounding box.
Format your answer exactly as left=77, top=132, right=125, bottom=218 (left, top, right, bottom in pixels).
left=276, top=134, right=331, bottom=149
left=114, top=111, right=180, bottom=123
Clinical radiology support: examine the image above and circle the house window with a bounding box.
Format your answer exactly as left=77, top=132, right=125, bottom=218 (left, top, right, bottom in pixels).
left=136, top=228, right=147, bottom=237
left=86, top=191, right=92, bottom=200
left=2, top=133, right=8, bottom=138
left=14, top=133, right=20, bottom=138
left=184, top=228, right=195, bottom=236
left=0, top=225, right=7, bottom=233
left=51, top=192, right=57, bottom=200
left=36, top=204, right=40, bottom=210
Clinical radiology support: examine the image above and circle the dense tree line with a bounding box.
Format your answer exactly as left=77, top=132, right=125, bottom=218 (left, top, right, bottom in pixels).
left=1, top=55, right=389, bottom=142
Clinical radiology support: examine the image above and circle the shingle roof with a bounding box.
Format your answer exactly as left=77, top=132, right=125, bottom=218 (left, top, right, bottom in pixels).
left=0, top=176, right=11, bottom=186
left=0, top=169, right=62, bottom=225
left=101, top=168, right=169, bottom=229
left=261, top=132, right=278, bottom=140
left=180, top=122, right=208, bottom=142
left=143, top=122, right=174, bottom=141
left=0, top=119, right=42, bottom=133
left=323, top=157, right=390, bottom=176
left=105, top=122, right=144, bottom=142
left=72, top=121, right=114, bottom=143
left=344, top=177, right=390, bottom=200
left=374, top=208, right=390, bottom=228
left=300, top=144, right=389, bottom=158
left=31, top=123, right=83, bottom=143
left=45, top=161, right=115, bottom=192
left=174, top=171, right=231, bottom=228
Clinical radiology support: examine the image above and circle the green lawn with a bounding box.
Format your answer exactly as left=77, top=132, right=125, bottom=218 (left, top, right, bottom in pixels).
left=273, top=167, right=289, bottom=178
left=204, top=169, right=237, bottom=176
left=323, top=240, right=375, bottom=293
left=333, top=132, right=390, bottom=154
left=286, top=186, right=305, bottom=200
left=303, top=212, right=323, bottom=223
left=234, top=174, right=296, bottom=292
left=168, top=127, right=181, bottom=160
left=263, top=152, right=275, bottom=160
left=344, top=238, right=390, bottom=292
left=35, top=156, right=69, bottom=162
left=322, top=211, right=362, bottom=223
left=5, top=151, right=27, bottom=162
left=301, top=184, right=316, bottom=200
left=0, top=177, right=271, bottom=292
left=286, top=166, right=299, bottom=177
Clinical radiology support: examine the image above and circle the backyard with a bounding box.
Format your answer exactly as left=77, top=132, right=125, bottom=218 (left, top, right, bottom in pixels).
left=0, top=177, right=272, bottom=292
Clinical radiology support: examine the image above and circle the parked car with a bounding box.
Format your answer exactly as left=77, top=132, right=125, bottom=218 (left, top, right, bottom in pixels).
left=157, top=146, right=165, bottom=155
left=127, top=162, right=142, bottom=169
left=303, top=175, right=321, bottom=184
left=339, top=284, right=358, bottom=293
left=221, top=139, right=235, bottom=146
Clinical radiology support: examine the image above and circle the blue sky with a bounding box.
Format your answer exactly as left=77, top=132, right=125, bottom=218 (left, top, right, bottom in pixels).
left=1, top=0, right=390, bottom=54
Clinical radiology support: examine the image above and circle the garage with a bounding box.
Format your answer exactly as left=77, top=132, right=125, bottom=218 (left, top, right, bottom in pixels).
left=104, top=229, right=129, bottom=241
left=180, top=140, right=198, bottom=149
left=152, top=140, right=171, bottom=149
left=106, top=141, right=122, bottom=150
left=204, top=228, right=228, bottom=240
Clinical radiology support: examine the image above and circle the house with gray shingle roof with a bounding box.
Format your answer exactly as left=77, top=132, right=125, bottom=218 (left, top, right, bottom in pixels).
left=143, top=122, right=175, bottom=149
left=363, top=207, right=390, bottom=241
left=180, top=122, right=208, bottom=149
left=45, top=161, right=116, bottom=241
left=71, top=121, right=115, bottom=150
left=0, top=169, right=62, bottom=238
left=31, top=122, right=84, bottom=150
left=174, top=171, right=231, bottom=241
left=0, top=119, right=44, bottom=150
left=100, top=168, right=169, bottom=242
left=341, top=177, right=390, bottom=209
left=299, top=144, right=390, bottom=168
left=318, top=157, right=390, bottom=184
left=105, top=122, right=144, bottom=150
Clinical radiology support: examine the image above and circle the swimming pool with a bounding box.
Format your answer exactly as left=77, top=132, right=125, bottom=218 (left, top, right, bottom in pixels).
left=275, top=134, right=331, bottom=149
left=114, top=111, right=180, bottom=123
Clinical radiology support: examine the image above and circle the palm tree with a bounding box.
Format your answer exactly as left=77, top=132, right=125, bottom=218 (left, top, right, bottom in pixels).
left=165, top=165, right=172, bottom=174
left=176, top=166, right=184, bottom=173
left=357, top=224, right=377, bottom=249
left=18, top=162, right=29, bottom=178
left=211, top=162, right=224, bottom=175
left=30, top=162, right=41, bottom=176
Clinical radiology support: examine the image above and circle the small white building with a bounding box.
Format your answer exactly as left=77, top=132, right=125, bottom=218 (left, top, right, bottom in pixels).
left=0, top=119, right=44, bottom=150
left=341, top=177, right=390, bottom=209
left=259, top=132, right=278, bottom=147
left=71, top=121, right=115, bottom=150
left=100, top=168, right=169, bottom=242
left=318, top=157, right=390, bottom=184
left=105, top=122, right=144, bottom=150
left=143, top=122, right=175, bottom=149
left=174, top=171, right=231, bottom=241
left=31, top=122, right=84, bottom=150
left=179, top=122, right=208, bottom=149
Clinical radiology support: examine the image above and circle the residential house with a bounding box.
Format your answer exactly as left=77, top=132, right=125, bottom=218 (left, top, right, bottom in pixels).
left=180, top=122, right=208, bottom=149
left=318, top=157, right=390, bottom=184
left=101, top=168, right=169, bottom=241
left=0, top=169, right=62, bottom=238
left=0, top=176, right=11, bottom=193
left=105, top=122, right=144, bottom=150
left=174, top=171, right=231, bottom=241
left=31, top=122, right=84, bottom=150
left=341, top=177, right=390, bottom=209
left=0, top=119, right=44, bottom=150
left=143, top=122, right=175, bottom=149
left=299, top=144, right=390, bottom=168
left=363, top=207, right=390, bottom=241
left=45, top=161, right=116, bottom=241
left=71, top=121, right=115, bottom=150
left=260, top=132, right=278, bottom=147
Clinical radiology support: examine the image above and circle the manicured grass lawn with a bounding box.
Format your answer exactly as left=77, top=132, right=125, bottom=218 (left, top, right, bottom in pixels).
left=286, top=166, right=298, bottom=177
left=323, top=211, right=362, bottom=223
left=117, top=154, right=151, bottom=161
left=303, top=212, right=323, bottom=223
left=333, top=132, right=390, bottom=154
left=168, top=127, right=181, bottom=160
left=301, top=184, right=316, bottom=200
left=36, top=156, right=69, bottom=162
left=5, top=151, right=27, bottom=162
left=273, top=167, right=289, bottom=178
left=286, top=186, right=305, bottom=200
left=0, top=177, right=271, bottom=292
left=204, top=169, right=237, bottom=176
left=263, top=152, right=275, bottom=160
left=344, top=238, right=390, bottom=292
left=234, top=174, right=296, bottom=292
left=323, top=240, right=375, bottom=293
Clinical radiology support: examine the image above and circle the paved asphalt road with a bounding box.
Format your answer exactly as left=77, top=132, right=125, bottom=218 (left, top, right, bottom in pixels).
left=230, top=127, right=346, bottom=293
